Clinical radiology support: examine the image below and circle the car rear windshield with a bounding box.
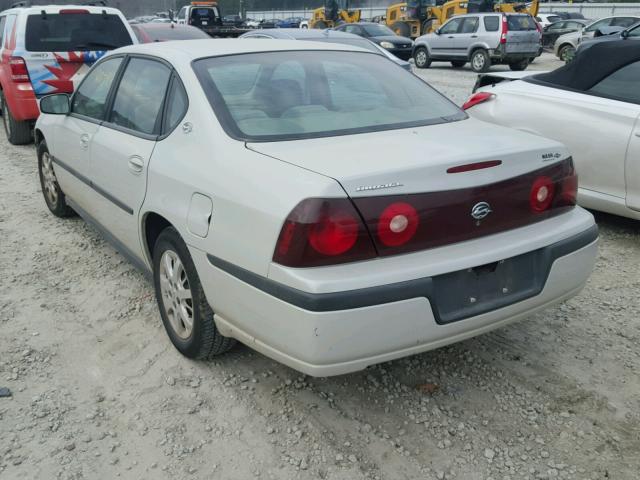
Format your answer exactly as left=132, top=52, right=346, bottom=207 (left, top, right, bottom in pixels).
left=25, top=13, right=132, bottom=52
left=193, top=51, right=464, bottom=142
left=507, top=15, right=538, bottom=31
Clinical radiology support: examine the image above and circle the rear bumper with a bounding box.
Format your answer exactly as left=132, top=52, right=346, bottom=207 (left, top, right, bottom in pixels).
left=489, top=45, right=540, bottom=62
left=193, top=211, right=598, bottom=376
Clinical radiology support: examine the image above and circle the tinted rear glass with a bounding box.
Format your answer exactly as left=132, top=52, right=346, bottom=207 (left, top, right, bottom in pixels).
left=483, top=16, right=499, bottom=32
left=25, top=13, right=132, bottom=52
left=507, top=15, right=537, bottom=31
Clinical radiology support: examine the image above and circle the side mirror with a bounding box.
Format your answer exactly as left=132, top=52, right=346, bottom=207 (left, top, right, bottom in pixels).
left=621, top=29, right=629, bottom=39
left=40, top=94, right=70, bottom=115
left=434, top=28, right=440, bottom=35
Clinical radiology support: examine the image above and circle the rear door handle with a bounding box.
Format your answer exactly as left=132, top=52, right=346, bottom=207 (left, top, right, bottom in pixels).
left=635, top=132, right=640, bottom=138
left=448, top=35, right=454, bottom=38
left=471, top=35, right=478, bottom=38
left=128, top=156, right=144, bottom=174
left=80, top=134, right=90, bottom=149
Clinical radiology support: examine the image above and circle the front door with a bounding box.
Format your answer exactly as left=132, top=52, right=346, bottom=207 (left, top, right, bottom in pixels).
left=87, top=56, right=172, bottom=260
left=431, top=17, right=463, bottom=57
left=50, top=56, right=124, bottom=209
left=626, top=114, right=640, bottom=211
left=452, top=16, right=479, bottom=57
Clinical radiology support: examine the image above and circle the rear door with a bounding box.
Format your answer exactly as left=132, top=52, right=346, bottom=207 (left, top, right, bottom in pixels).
left=505, top=15, right=540, bottom=54
left=87, top=56, right=172, bottom=260
left=453, top=16, right=479, bottom=57
left=22, top=10, right=133, bottom=97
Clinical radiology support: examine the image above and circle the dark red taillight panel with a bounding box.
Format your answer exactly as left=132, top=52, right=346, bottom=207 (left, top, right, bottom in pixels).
left=9, top=57, right=30, bottom=83
left=462, top=92, right=494, bottom=111
left=273, top=159, right=577, bottom=267
left=273, top=198, right=376, bottom=267
left=353, top=158, right=577, bottom=257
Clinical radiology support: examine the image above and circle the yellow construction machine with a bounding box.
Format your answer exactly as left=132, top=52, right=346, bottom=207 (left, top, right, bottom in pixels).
left=385, top=0, right=539, bottom=39
left=309, top=0, right=361, bottom=29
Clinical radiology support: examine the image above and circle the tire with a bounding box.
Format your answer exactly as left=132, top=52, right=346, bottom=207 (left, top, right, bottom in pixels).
left=413, top=46, right=431, bottom=69
left=470, top=49, right=491, bottom=73
left=509, top=59, right=529, bottom=71
left=559, top=44, right=575, bottom=63
left=153, top=227, right=236, bottom=360
left=37, top=141, right=75, bottom=218
left=391, top=21, right=410, bottom=38
left=1, top=91, right=32, bottom=145
left=313, top=20, right=327, bottom=29
left=451, top=60, right=466, bottom=68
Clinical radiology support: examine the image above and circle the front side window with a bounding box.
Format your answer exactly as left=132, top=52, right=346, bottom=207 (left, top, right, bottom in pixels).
left=25, top=13, right=132, bottom=52
left=611, top=17, right=638, bottom=27
left=588, top=61, right=640, bottom=104
left=109, top=58, right=171, bottom=135
left=72, top=57, right=123, bottom=120
left=483, top=16, right=499, bottom=32
left=193, top=51, right=463, bottom=142
left=440, top=18, right=462, bottom=34
left=177, top=7, right=187, bottom=20
left=628, top=24, right=640, bottom=37
left=585, top=18, right=611, bottom=33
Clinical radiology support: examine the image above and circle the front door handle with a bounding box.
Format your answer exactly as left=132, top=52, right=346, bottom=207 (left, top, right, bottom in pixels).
left=448, top=35, right=454, bottom=38
left=471, top=35, right=478, bottom=38
left=128, top=156, right=144, bottom=174
left=80, top=134, right=90, bottom=149
left=635, top=132, right=640, bottom=138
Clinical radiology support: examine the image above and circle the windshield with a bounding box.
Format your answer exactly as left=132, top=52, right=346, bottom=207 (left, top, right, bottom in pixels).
left=25, top=13, right=132, bottom=52
left=361, top=24, right=396, bottom=36
left=193, top=51, right=463, bottom=142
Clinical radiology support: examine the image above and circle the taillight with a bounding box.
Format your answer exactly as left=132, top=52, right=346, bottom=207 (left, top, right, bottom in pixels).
left=273, top=198, right=376, bottom=267
left=9, top=57, right=30, bottom=83
left=377, top=202, right=419, bottom=247
left=530, top=176, right=555, bottom=213
left=60, top=9, right=90, bottom=14
left=462, top=92, right=494, bottom=110
left=500, top=15, right=508, bottom=44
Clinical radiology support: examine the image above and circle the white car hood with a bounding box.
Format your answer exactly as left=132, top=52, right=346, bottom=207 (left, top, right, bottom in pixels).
left=247, top=118, right=569, bottom=197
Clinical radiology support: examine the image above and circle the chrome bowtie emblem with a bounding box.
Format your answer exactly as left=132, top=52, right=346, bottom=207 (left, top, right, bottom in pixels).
left=471, top=201, right=492, bottom=221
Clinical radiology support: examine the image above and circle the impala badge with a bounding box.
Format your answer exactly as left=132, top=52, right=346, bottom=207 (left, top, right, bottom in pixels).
left=471, top=202, right=492, bottom=222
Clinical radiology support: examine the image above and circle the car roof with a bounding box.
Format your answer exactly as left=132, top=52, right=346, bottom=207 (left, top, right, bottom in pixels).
left=115, top=38, right=369, bottom=60
left=2, top=5, right=124, bottom=15
left=240, top=29, right=362, bottom=40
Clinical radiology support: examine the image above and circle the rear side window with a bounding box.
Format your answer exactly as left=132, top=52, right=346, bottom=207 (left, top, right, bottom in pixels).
left=25, top=13, right=132, bottom=52
left=483, top=16, right=499, bottom=32
left=589, top=61, right=640, bottom=104
left=507, top=15, right=537, bottom=31
left=109, top=58, right=171, bottom=135
left=164, top=78, right=188, bottom=134
left=72, top=57, right=123, bottom=120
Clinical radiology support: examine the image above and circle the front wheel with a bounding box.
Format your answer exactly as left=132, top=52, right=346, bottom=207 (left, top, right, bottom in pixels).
left=153, top=227, right=236, bottom=360
left=37, top=141, right=75, bottom=218
left=509, top=59, right=529, bottom=71
left=559, top=44, right=575, bottom=63
left=470, top=49, right=491, bottom=73
left=413, top=46, right=431, bottom=69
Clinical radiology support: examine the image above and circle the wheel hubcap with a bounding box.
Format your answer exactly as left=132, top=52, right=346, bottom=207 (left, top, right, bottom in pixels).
left=159, top=250, right=194, bottom=340
left=41, top=152, right=58, bottom=206
left=473, top=54, right=485, bottom=70
left=416, top=51, right=427, bottom=66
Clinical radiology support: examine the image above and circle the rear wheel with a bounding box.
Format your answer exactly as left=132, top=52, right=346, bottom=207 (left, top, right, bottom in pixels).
left=470, top=49, right=490, bottom=73
left=37, top=141, right=74, bottom=218
left=413, top=46, right=431, bottom=69
left=559, top=44, right=575, bottom=63
left=391, top=21, right=411, bottom=38
left=509, top=59, right=529, bottom=71
left=1, top=91, right=32, bottom=145
left=451, top=60, right=466, bottom=68
left=153, top=227, right=236, bottom=360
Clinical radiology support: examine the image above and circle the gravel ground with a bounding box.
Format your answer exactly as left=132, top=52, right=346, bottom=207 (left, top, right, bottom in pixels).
left=1, top=53, right=639, bottom=480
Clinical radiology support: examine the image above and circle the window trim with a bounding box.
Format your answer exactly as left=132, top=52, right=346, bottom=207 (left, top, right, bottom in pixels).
left=0, top=16, right=7, bottom=50
left=158, top=73, right=190, bottom=140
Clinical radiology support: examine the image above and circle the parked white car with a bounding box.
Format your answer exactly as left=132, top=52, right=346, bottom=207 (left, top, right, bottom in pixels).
left=465, top=40, right=640, bottom=221
left=553, top=15, right=640, bottom=61
left=35, top=40, right=597, bottom=376
left=535, top=13, right=562, bottom=28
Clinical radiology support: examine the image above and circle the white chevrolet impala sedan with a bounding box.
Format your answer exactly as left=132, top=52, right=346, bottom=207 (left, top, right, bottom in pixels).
left=35, top=40, right=598, bottom=376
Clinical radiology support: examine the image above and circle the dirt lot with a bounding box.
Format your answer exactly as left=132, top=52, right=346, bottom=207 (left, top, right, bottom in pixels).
left=1, top=53, right=639, bottom=480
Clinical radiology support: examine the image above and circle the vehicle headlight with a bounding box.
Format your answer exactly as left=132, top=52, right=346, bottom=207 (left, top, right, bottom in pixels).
left=380, top=41, right=395, bottom=49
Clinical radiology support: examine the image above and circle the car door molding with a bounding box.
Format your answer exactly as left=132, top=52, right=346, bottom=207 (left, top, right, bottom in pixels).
left=51, top=155, right=134, bottom=215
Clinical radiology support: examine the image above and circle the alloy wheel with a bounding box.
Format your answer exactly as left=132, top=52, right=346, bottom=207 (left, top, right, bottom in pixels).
left=159, top=250, right=194, bottom=340
left=41, top=152, right=59, bottom=206
left=416, top=50, right=427, bottom=67
left=472, top=53, right=485, bottom=71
